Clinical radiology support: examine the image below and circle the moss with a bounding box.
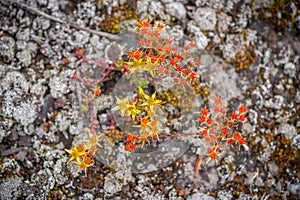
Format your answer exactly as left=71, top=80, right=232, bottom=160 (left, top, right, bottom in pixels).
left=98, top=0, right=139, bottom=34
left=190, top=79, right=210, bottom=98
left=230, top=45, right=256, bottom=71
left=258, top=0, right=300, bottom=32
left=270, top=134, right=300, bottom=180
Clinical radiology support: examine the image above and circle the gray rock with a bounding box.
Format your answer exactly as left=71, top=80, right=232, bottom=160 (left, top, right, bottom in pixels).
left=16, top=50, right=32, bottom=67
left=49, top=76, right=68, bottom=98
left=277, top=123, right=297, bottom=140
left=77, top=1, right=96, bottom=19
left=292, top=134, right=300, bottom=150
left=267, top=161, right=279, bottom=176
left=287, top=182, right=300, bottom=196
left=1, top=71, right=29, bottom=95
left=0, top=126, right=11, bottom=143
left=0, top=178, right=22, bottom=200
left=188, top=192, right=215, bottom=200
left=283, top=62, right=296, bottom=78
left=104, top=41, right=123, bottom=62
left=217, top=190, right=233, bottom=200
left=195, top=31, right=208, bottom=50
left=79, top=193, right=95, bottom=200
left=32, top=17, right=51, bottom=31
left=193, top=7, right=216, bottom=31
left=13, top=97, right=39, bottom=126
left=166, top=2, right=186, bottom=21
left=0, top=34, right=15, bottom=63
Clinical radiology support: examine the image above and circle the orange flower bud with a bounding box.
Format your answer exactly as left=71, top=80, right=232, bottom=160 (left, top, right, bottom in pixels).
left=94, top=89, right=101, bottom=96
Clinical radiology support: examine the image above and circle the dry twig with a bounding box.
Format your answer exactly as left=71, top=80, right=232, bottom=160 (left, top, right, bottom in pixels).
left=4, top=0, right=121, bottom=41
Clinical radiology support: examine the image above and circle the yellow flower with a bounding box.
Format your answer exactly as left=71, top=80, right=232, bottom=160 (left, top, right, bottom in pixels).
left=150, top=120, right=163, bottom=141
left=142, top=56, right=156, bottom=77
left=140, top=90, right=162, bottom=107
left=139, top=132, right=150, bottom=148
left=85, top=134, right=103, bottom=149
left=138, top=87, right=146, bottom=97
left=75, top=155, right=94, bottom=176
left=144, top=106, right=158, bottom=119
left=128, top=103, right=142, bottom=120
left=112, top=96, right=129, bottom=116
left=126, top=58, right=143, bottom=72
left=65, top=144, right=86, bottom=164
left=135, top=117, right=151, bottom=132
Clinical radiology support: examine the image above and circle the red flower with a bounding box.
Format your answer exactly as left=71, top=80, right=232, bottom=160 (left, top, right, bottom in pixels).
left=124, top=143, right=135, bottom=151
left=73, top=73, right=77, bottom=80
left=145, top=40, right=152, bottom=48
left=190, top=72, right=196, bottom=79
left=231, top=113, right=237, bottom=120
left=202, top=129, right=208, bottom=136
left=151, top=56, right=157, bottom=63
left=176, top=66, right=182, bottom=72
left=138, top=39, right=145, bottom=46
left=170, top=59, right=177, bottom=66
left=237, top=137, right=246, bottom=145
left=183, top=68, right=190, bottom=75
left=207, top=146, right=220, bottom=160
left=233, top=132, right=241, bottom=140
left=239, top=115, right=245, bottom=121
left=239, top=105, right=247, bottom=113
left=176, top=54, right=183, bottom=60
left=62, top=57, right=69, bottom=64
left=143, top=21, right=151, bottom=29
left=214, top=98, right=222, bottom=105
left=156, top=23, right=164, bottom=30
left=204, top=136, right=211, bottom=143
left=189, top=42, right=196, bottom=48
left=183, top=45, right=189, bottom=51
left=158, top=67, right=165, bottom=74
left=75, top=49, right=83, bottom=58
left=164, top=69, right=170, bottom=75
left=128, top=51, right=135, bottom=59
left=220, top=108, right=226, bottom=115
left=174, top=77, right=180, bottom=83
left=214, top=106, right=221, bottom=113
left=137, top=20, right=150, bottom=29
left=166, top=38, right=172, bottom=45
left=180, top=78, right=185, bottom=85
left=126, top=133, right=138, bottom=143
left=201, top=108, right=209, bottom=117
left=222, top=128, right=228, bottom=135
left=207, top=119, right=213, bottom=125
left=199, top=117, right=206, bottom=123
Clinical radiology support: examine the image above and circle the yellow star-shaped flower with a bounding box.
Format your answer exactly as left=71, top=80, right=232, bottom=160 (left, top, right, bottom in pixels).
left=126, top=58, right=143, bottom=72
left=65, top=144, right=86, bottom=164
left=128, top=103, right=142, bottom=120
left=75, top=155, right=94, bottom=176
left=140, top=91, right=162, bottom=107
left=142, top=55, right=156, bottom=77
left=112, top=96, right=129, bottom=116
